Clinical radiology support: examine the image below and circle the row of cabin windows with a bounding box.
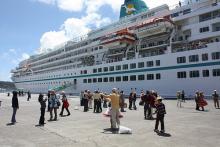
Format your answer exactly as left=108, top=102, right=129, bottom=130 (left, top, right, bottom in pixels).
left=177, top=52, right=220, bottom=63
left=83, top=73, right=161, bottom=83
left=93, top=60, right=160, bottom=73
left=177, top=69, right=220, bottom=78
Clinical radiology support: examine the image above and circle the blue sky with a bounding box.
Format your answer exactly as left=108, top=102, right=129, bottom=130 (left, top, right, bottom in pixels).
left=0, top=0, right=179, bottom=81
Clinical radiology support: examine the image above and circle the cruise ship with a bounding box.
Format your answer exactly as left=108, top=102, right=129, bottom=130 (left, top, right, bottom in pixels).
left=11, top=0, right=220, bottom=97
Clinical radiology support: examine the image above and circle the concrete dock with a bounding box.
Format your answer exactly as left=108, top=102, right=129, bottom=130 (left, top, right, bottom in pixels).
left=0, top=93, right=220, bottom=147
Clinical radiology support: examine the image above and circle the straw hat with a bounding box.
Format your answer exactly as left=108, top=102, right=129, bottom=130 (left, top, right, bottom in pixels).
left=156, top=96, right=163, bottom=100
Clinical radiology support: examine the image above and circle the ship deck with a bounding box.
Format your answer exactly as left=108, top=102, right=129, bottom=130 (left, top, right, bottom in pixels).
left=0, top=93, right=219, bottom=147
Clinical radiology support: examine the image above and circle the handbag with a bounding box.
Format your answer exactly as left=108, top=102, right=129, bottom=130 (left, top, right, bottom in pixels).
left=57, top=101, right=61, bottom=107
left=139, top=100, right=144, bottom=106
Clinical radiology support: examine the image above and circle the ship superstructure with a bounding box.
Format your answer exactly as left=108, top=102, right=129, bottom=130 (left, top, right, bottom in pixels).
left=11, top=0, right=220, bottom=97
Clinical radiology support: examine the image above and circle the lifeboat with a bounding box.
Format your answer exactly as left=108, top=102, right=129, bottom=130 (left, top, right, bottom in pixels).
left=136, top=17, right=174, bottom=38
left=100, top=29, right=136, bottom=48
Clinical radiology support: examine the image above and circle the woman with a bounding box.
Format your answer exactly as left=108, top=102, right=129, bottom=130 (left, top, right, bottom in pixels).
left=11, top=91, right=19, bottom=124
left=198, top=92, right=208, bottom=111
left=38, top=93, right=47, bottom=125
left=59, top=91, right=70, bottom=116
left=49, top=91, right=59, bottom=121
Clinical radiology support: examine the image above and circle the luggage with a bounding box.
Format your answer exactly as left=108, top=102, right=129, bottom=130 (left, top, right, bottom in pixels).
left=119, top=126, right=132, bottom=134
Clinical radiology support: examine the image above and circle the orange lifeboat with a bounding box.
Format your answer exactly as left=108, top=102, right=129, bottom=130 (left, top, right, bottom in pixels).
left=100, top=29, right=136, bottom=48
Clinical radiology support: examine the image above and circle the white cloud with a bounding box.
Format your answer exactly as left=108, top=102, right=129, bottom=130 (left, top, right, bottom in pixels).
left=37, top=0, right=180, bottom=53
left=39, top=31, right=68, bottom=53
left=35, top=0, right=56, bottom=5
left=57, top=0, right=85, bottom=12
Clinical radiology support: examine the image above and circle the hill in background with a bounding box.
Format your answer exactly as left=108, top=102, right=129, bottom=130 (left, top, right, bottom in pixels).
left=0, top=81, right=15, bottom=91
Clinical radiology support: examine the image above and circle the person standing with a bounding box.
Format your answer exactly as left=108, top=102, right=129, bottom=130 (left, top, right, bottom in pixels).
left=88, top=90, right=93, bottom=109
left=120, top=91, right=126, bottom=112
left=181, top=90, right=185, bottom=102
left=198, top=92, right=207, bottom=111
left=93, top=90, right=101, bottom=113
left=103, top=88, right=120, bottom=131
left=47, top=91, right=51, bottom=112
left=38, top=93, right=47, bottom=126
left=59, top=91, right=70, bottom=116
left=27, top=91, right=31, bottom=101
left=11, top=91, right=19, bottom=124
left=83, top=90, right=89, bottom=112
left=195, top=91, right=200, bottom=110
left=212, top=90, right=219, bottom=109
left=177, top=91, right=182, bottom=108
left=49, top=91, right=59, bottom=121
left=154, top=96, right=166, bottom=133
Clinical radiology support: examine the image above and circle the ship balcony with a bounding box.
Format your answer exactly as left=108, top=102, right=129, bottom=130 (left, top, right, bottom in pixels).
left=107, top=52, right=124, bottom=57
left=139, top=43, right=168, bottom=51
left=101, top=35, right=136, bottom=48
left=136, top=21, right=173, bottom=38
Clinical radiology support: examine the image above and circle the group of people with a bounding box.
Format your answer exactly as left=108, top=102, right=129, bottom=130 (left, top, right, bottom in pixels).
left=9, top=88, right=220, bottom=134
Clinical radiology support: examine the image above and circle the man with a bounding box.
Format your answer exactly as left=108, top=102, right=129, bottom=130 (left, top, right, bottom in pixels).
left=93, top=90, right=101, bottom=113
left=154, top=96, right=166, bottom=133
left=103, top=88, right=120, bottom=131
left=27, top=91, right=31, bottom=101
left=11, top=91, right=19, bottom=124
left=212, top=90, right=219, bottom=109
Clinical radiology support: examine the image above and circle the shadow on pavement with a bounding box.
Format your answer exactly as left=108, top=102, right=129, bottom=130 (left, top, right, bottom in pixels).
left=6, top=122, right=15, bottom=126
left=157, top=132, right=171, bottom=137
left=102, top=128, right=119, bottom=134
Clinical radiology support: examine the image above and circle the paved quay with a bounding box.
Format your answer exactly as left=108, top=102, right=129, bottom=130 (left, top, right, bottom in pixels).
left=0, top=93, right=220, bottom=147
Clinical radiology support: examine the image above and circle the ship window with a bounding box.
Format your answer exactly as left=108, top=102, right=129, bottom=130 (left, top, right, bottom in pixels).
left=84, top=70, right=87, bottom=74
left=116, top=65, right=121, bottom=71
left=109, top=66, right=114, bottom=71
left=199, top=13, right=212, bottom=22
left=93, top=78, right=97, bottom=83
left=190, top=70, right=200, bottom=78
left=189, top=55, right=199, bottom=62
left=200, top=27, right=209, bottom=33
left=202, top=53, right=209, bottom=61
left=104, top=67, right=108, bottom=72
left=202, top=70, right=209, bottom=77
left=138, top=62, right=144, bottom=68
left=130, top=75, right=136, bottom=81
left=146, top=61, right=154, bottom=67
left=138, top=75, right=145, bottom=81
left=213, top=69, right=220, bottom=76
left=171, top=12, right=179, bottom=18
left=93, top=69, right=97, bottom=73
left=156, top=73, right=161, bottom=80
left=123, top=64, right=128, bottom=70
left=147, top=74, right=154, bottom=80
left=156, top=60, right=160, bottom=66
left=99, top=46, right=103, bottom=49
left=88, top=79, right=92, bottom=83
left=83, top=79, right=87, bottom=83
left=183, top=9, right=191, bottom=15
left=177, top=56, right=186, bottom=63
left=212, top=52, right=220, bottom=60
left=116, top=77, right=121, bottom=82
left=130, top=63, right=136, bottom=69
left=98, top=78, right=102, bottom=82
left=109, top=77, right=114, bottom=82
left=123, top=76, right=128, bottom=81
left=103, top=77, right=108, bottom=82
left=98, top=68, right=102, bottom=72
left=177, top=71, right=187, bottom=78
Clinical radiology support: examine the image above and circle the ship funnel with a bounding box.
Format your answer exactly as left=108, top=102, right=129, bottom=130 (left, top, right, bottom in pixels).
left=120, top=0, right=149, bottom=18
